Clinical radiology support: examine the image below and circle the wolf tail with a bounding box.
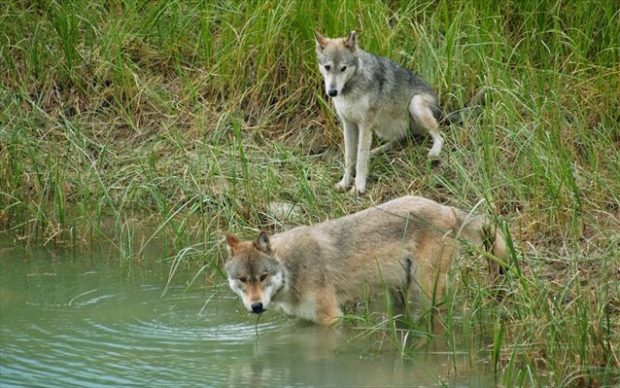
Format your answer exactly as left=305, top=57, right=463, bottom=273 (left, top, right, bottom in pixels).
left=439, top=87, right=487, bottom=125
left=453, top=208, right=507, bottom=277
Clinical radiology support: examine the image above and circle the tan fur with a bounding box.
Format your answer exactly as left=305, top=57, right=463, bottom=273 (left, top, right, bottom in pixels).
left=224, top=196, right=505, bottom=325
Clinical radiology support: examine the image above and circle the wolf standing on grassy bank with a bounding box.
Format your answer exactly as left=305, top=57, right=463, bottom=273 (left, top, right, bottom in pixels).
left=315, top=31, right=484, bottom=195
left=224, top=196, right=505, bottom=325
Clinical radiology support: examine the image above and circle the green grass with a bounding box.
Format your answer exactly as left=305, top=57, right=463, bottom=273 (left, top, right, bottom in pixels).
left=1, top=0, right=619, bottom=385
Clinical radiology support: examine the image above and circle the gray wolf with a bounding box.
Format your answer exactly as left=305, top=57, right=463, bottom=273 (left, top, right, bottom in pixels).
left=314, top=31, right=485, bottom=194
left=224, top=195, right=505, bottom=325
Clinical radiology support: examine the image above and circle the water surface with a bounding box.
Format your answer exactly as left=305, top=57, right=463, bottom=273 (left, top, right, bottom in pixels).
left=1, top=244, right=491, bottom=386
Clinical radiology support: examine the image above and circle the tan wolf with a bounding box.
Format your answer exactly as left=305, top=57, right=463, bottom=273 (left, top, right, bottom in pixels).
left=224, top=196, right=505, bottom=325
left=314, top=31, right=485, bottom=195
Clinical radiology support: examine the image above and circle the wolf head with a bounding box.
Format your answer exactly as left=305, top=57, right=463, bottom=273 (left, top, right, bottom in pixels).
left=314, top=31, right=359, bottom=98
left=224, top=232, right=285, bottom=315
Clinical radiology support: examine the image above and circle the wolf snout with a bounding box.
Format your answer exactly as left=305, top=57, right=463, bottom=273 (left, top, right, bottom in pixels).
left=327, top=89, right=338, bottom=97
left=251, top=302, right=264, bottom=314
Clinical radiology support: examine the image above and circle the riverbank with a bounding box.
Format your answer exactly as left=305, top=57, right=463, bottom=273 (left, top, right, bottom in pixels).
left=1, top=1, right=618, bottom=385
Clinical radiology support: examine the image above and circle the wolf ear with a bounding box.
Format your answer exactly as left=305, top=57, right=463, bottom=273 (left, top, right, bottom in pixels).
left=255, top=231, right=273, bottom=254
left=314, top=31, right=328, bottom=52
left=225, top=234, right=240, bottom=256
left=344, top=31, right=357, bottom=52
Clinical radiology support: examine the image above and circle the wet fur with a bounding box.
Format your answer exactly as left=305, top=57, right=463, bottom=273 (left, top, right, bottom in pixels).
left=224, top=196, right=505, bottom=325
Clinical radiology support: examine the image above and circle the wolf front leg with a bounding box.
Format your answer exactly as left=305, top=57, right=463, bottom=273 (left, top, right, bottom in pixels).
left=352, top=123, right=373, bottom=195
left=314, top=288, right=343, bottom=325
left=335, top=120, right=358, bottom=191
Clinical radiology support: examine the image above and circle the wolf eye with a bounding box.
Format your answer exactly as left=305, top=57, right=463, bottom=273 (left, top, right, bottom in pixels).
left=340, top=66, right=347, bottom=72
left=259, top=274, right=268, bottom=282
left=324, top=65, right=331, bottom=71
left=238, top=277, right=247, bottom=283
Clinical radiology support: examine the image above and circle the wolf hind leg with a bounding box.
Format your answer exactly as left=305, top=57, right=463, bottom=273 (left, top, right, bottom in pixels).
left=409, top=94, right=443, bottom=160
left=388, top=287, right=410, bottom=317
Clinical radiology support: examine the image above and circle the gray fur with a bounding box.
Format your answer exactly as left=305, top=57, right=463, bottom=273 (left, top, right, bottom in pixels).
left=315, top=31, right=484, bottom=194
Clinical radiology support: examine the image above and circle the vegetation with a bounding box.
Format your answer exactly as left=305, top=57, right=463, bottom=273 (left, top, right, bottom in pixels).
left=1, top=0, right=618, bottom=385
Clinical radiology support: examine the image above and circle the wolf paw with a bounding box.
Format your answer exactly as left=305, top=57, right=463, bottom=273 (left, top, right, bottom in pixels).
left=427, top=149, right=442, bottom=161
left=335, top=179, right=350, bottom=191
left=427, top=152, right=442, bottom=167
left=349, top=185, right=365, bottom=196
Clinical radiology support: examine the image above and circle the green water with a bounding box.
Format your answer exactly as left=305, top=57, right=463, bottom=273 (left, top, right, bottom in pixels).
left=1, top=244, right=492, bottom=387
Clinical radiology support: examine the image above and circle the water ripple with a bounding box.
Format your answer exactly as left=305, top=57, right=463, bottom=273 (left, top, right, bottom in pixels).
left=2, top=255, right=489, bottom=387
left=1, top=277, right=285, bottom=387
